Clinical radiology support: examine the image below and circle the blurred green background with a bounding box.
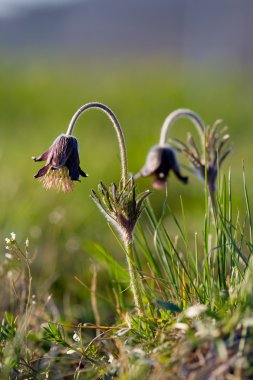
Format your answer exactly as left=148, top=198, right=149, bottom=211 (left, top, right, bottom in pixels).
left=1, top=0, right=253, bottom=322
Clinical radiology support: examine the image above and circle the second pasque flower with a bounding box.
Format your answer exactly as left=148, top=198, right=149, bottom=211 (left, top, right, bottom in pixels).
left=134, top=144, right=188, bottom=189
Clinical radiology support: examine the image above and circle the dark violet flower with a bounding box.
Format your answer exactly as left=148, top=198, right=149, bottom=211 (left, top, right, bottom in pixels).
left=33, top=134, right=87, bottom=192
left=134, top=144, right=188, bottom=190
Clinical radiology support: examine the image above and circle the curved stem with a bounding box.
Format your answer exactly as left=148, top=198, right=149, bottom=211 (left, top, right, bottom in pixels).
left=66, top=102, right=128, bottom=187
left=159, top=108, right=205, bottom=146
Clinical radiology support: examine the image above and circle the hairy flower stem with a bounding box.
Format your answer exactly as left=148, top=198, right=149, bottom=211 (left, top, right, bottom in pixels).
left=125, top=237, right=145, bottom=316
left=159, top=108, right=205, bottom=146
left=66, top=102, right=128, bottom=187
left=67, top=102, right=145, bottom=313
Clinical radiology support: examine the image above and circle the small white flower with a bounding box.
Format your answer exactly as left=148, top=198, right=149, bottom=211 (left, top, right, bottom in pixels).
left=25, top=238, right=29, bottom=248
left=5, top=238, right=10, bottom=244
left=73, top=331, right=80, bottom=342
left=185, top=304, right=207, bottom=318
left=10, top=232, right=16, bottom=241
left=5, top=253, right=13, bottom=260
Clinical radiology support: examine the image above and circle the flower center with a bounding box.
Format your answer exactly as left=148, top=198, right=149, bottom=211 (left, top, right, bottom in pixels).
left=39, top=166, right=74, bottom=192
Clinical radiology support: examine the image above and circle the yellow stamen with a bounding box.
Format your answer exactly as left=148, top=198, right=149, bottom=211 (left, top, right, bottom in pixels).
left=39, top=167, right=74, bottom=192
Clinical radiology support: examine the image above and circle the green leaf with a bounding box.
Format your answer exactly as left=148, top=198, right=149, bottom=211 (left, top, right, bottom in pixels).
left=109, top=182, right=117, bottom=202
left=48, top=322, right=59, bottom=336
left=86, top=242, right=129, bottom=281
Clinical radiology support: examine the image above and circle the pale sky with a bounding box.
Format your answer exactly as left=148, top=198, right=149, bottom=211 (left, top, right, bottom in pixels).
left=0, top=0, right=74, bottom=17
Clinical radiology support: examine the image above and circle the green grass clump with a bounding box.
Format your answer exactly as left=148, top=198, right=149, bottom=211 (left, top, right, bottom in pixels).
left=1, top=168, right=253, bottom=379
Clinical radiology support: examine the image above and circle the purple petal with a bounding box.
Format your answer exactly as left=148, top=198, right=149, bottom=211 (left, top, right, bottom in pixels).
left=135, top=145, right=163, bottom=178
left=33, top=150, right=50, bottom=162
left=79, top=166, right=88, bottom=178
left=50, top=135, right=76, bottom=167
left=34, top=164, right=50, bottom=178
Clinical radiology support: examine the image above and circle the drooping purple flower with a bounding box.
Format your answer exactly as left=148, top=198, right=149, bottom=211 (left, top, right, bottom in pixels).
left=33, top=134, right=87, bottom=192
left=134, top=144, right=188, bottom=189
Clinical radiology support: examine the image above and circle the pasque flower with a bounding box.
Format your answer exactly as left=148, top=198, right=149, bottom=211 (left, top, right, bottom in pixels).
left=33, top=102, right=149, bottom=315
left=135, top=108, right=232, bottom=222
left=135, top=109, right=231, bottom=196
left=33, top=134, right=87, bottom=192
left=134, top=144, right=188, bottom=189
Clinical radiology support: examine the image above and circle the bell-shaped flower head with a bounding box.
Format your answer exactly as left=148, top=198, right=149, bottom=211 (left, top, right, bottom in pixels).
left=33, top=134, right=87, bottom=192
left=134, top=144, right=188, bottom=189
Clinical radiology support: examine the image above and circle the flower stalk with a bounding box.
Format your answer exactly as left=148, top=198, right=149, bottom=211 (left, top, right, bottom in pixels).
left=34, top=102, right=149, bottom=316
left=135, top=108, right=231, bottom=224
left=125, top=238, right=145, bottom=315
left=159, top=108, right=205, bottom=146
left=91, top=178, right=150, bottom=316
left=66, top=102, right=128, bottom=187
